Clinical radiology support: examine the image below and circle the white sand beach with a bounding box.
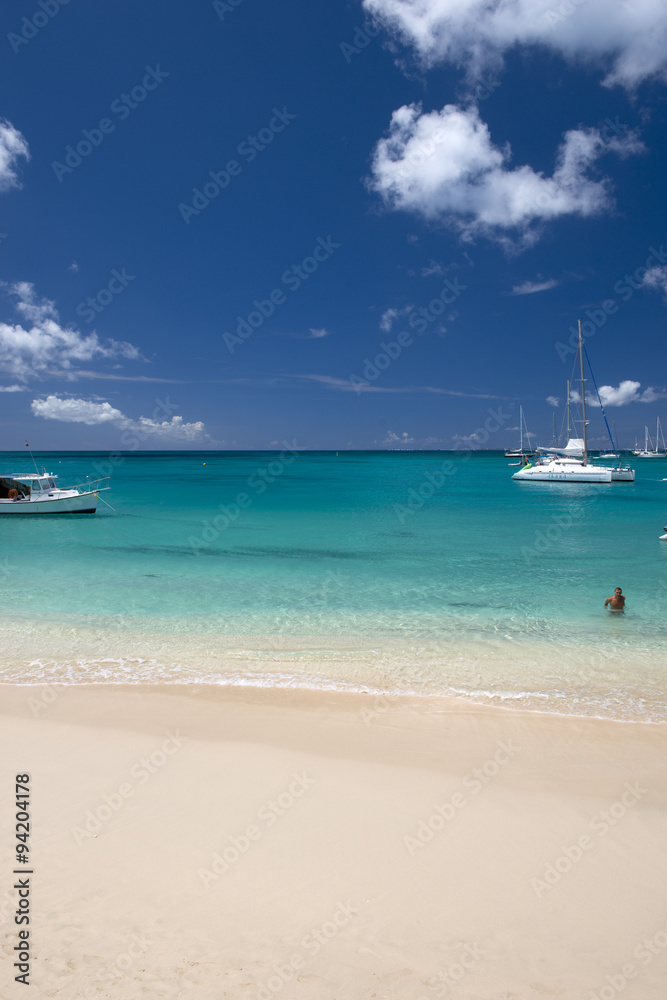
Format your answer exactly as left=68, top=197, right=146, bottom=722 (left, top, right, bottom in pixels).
left=1, top=684, right=666, bottom=999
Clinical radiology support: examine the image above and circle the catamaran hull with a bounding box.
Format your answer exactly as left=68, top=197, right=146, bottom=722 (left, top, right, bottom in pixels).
left=513, top=468, right=612, bottom=482
left=0, top=491, right=99, bottom=514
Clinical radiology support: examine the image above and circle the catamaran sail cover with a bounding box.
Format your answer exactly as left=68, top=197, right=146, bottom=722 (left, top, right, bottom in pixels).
left=537, top=437, right=585, bottom=457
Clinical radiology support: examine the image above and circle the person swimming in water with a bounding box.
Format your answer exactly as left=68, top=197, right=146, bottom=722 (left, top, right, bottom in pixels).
left=604, top=587, right=626, bottom=612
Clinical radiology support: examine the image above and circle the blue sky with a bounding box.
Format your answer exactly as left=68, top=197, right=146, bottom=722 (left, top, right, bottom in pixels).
left=1, top=0, right=666, bottom=450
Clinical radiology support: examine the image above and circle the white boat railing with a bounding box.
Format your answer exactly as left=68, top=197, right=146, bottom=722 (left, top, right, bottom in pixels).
left=68, top=477, right=111, bottom=494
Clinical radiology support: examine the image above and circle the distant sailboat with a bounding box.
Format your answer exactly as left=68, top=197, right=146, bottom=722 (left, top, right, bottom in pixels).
left=633, top=419, right=666, bottom=458
left=599, top=420, right=618, bottom=460
left=505, top=406, right=533, bottom=461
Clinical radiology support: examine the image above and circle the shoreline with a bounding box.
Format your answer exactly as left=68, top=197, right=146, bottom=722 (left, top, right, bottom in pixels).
left=3, top=673, right=667, bottom=727
left=2, top=683, right=666, bottom=997
left=2, top=611, right=667, bottom=724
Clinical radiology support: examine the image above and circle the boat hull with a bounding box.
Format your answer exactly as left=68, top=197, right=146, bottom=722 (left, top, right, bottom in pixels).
left=0, top=491, right=99, bottom=514
left=513, top=466, right=612, bottom=482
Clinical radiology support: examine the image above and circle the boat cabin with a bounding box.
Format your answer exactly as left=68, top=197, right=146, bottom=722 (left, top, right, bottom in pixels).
left=7, top=473, right=60, bottom=495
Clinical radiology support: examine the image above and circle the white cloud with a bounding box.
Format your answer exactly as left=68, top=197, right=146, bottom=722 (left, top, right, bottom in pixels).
left=512, top=278, right=559, bottom=295
left=571, top=380, right=663, bottom=407
left=369, top=103, right=643, bottom=245
left=379, top=306, right=415, bottom=331
left=642, top=266, right=667, bottom=300
left=383, top=430, right=415, bottom=445
left=0, top=282, right=142, bottom=381
left=31, top=395, right=208, bottom=441
left=0, top=120, right=29, bottom=192
left=289, top=374, right=502, bottom=397
left=421, top=259, right=446, bottom=277
left=380, top=308, right=398, bottom=332
left=546, top=395, right=560, bottom=407
left=452, top=432, right=484, bottom=447
left=307, top=327, right=329, bottom=338
left=363, top=0, right=667, bottom=90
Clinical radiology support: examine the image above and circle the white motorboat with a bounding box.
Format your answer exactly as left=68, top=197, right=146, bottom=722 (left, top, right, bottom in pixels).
left=514, top=321, right=634, bottom=483
left=0, top=471, right=110, bottom=514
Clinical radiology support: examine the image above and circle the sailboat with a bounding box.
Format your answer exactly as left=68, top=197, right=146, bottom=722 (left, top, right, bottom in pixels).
left=599, top=421, right=618, bottom=460
left=633, top=419, right=666, bottom=458
left=505, top=405, right=534, bottom=461
left=537, top=379, right=585, bottom=459
left=513, top=322, right=635, bottom=483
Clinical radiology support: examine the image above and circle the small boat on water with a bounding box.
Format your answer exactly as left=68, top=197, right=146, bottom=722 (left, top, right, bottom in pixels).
left=513, top=321, right=634, bottom=484
left=505, top=405, right=535, bottom=462
left=633, top=419, right=666, bottom=458
left=0, top=471, right=110, bottom=514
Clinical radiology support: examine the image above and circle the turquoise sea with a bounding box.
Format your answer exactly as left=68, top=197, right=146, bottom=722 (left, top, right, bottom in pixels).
left=1, top=450, right=666, bottom=721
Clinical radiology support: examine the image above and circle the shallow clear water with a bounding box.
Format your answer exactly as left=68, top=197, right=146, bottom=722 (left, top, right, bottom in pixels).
left=1, top=450, right=666, bottom=720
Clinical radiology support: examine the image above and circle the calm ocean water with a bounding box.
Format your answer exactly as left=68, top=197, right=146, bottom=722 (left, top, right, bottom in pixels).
left=1, top=450, right=666, bottom=721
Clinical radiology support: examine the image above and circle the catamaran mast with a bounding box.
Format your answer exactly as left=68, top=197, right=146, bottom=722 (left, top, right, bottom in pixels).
left=519, top=405, right=523, bottom=454
left=566, top=380, right=571, bottom=440
left=578, top=320, right=588, bottom=465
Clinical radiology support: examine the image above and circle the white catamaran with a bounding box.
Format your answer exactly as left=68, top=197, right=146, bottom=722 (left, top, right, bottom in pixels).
left=513, top=322, right=635, bottom=484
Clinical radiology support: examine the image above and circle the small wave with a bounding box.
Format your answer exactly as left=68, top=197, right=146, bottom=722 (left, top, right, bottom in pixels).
left=2, top=656, right=665, bottom=725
